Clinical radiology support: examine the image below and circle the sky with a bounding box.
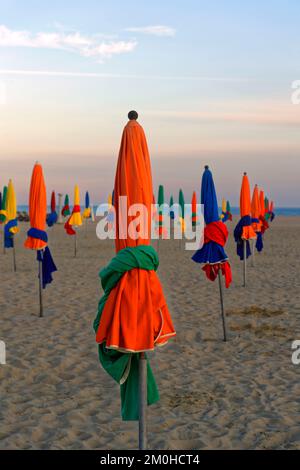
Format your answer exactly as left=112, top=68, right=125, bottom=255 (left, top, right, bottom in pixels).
left=0, top=0, right=299, bottom=206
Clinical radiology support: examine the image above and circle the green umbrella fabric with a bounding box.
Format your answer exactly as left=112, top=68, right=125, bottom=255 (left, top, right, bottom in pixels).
left=179, top=189, right=185, bottom=220
left=169, top=195, right=175, bottom=220
left=93, top=245, right=160, bottom=421
left=0, top=186, right=7, bottom=223
left=158, top=185, right=164, bottom=235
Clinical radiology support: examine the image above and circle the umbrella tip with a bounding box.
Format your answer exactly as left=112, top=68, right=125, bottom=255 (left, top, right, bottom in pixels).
left=128, top=110, right=138, bottom=121
left=204, top=165, right=209, bottom=170
left=244, top=171, right=247, bottom=175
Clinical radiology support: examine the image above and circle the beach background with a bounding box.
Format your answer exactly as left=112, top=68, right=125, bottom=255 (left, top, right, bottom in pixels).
left=0, top=215, right=300, bottom=450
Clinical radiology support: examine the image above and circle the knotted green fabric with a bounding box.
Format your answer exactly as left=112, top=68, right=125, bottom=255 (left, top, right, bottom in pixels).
left=93, top=245, right=160, bottom=421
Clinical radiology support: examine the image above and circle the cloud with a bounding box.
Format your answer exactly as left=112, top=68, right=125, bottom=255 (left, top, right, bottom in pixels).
left=125, top=25, right=176, bottom=37
left=0, top=24, right=137, bottom=61
left=0, top=69, right=250, bottom=82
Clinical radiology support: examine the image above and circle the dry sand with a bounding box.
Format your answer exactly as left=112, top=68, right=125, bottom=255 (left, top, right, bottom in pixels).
left=0, top=216, right=300, bottom=450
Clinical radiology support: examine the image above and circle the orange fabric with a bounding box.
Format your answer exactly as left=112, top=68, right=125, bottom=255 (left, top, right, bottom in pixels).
left=96, top=119, right=176, bottom=352
left=24, top=163, right=47, bottom=250
left=251, top=185, right=261, bottom=232
left=240, top=173, right=251, bottom=217
left=114, top=120, right=153, bottom=252
left=259, top=190, right=265, bottom=218
left=240, top=173, right=256, bottom=239
left=191, top=191, right=197, bottom=223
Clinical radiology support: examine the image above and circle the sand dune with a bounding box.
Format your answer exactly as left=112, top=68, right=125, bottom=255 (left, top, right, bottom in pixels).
left=0, top=217, right=300, bottom=449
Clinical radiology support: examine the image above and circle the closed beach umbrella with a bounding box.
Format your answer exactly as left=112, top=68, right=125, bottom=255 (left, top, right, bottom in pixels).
left=68, top=185, right=82, bottom=227
left=4, top=179, right=19, bottom=270
left=251, top=185, right=263, bottom=253
left=66, top=184, right=82, bottom=256
left=226, top=200, right=233, bottom=221
left=64, top=185, right=82, bottom=257
left=157, top=185, right=164, bottom=237
left=61, top=194, right=70, bottom=217
left=269, top=200, right=275, bottom=221
left=0, top=185, right=7, bottom=224
left=169, top=195, right=175, bottom=220
left=259, top=189, right=269, bottom=235
left=234, top=172, right=256, bottom=286
left=178, top=188, right=185, bottom=238
left=93, top=112, right=176, bottom=448
left=46, top=191, right=58, bottom=227
left=191, top=191, right=197, bottom=228
left=24, top=163, right=57, bottom=316
left=83, top=191, right=91, bottom=219
left=220, top=198, right=228, bottom=222
left=192, top=165, right=232, bottom=341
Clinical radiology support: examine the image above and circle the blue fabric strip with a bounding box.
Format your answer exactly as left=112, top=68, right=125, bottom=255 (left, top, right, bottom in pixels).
left=234, top=215, right=252, bottom=260
left=4, top=219, right=18, bottom=248
left=27, top=227, right=48, bottom=243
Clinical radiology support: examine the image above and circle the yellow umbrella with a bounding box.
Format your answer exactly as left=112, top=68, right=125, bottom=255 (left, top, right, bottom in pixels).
left=6, top=179, right=19, bottom=234
left=220, top=198, right=227, bottom=220
left=5, top=179, right=19, bottom=270
left=69, top=184, right=82, bottom=226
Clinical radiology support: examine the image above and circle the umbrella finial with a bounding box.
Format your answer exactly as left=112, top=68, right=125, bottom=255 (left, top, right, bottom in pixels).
left=204, top=165, right=209, bottom=170
left=243, top=171, right=247, bottom=175
left=128, top=110, right=138, bottom=121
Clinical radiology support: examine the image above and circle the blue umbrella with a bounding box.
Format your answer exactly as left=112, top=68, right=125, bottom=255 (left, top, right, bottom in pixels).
left=85, top=191, right=90, bottom=210
left=192, top=165, right=232, bottom=341
left=192, top=166, right=230, bottom=266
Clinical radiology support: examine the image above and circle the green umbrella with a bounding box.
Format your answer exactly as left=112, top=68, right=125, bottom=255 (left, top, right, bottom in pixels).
left=0, top=186, right=7, bottom=223
left=158, top=185, right=164, bottom=236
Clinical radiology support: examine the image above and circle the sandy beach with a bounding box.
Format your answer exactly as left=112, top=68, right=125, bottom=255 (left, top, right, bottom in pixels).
left=0, top=216, right=300, bottom=450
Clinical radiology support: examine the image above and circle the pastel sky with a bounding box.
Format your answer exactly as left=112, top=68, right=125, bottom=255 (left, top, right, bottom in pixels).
left=0, top=0, right=299, bottom=206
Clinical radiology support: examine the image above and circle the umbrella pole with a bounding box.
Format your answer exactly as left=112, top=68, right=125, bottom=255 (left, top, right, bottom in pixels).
left=38, top=254, right=43, bottom=318
left=12, top=240, right=17, bottom=272
left=138, top=351, right=147, bottom=450
left=251, top=239, right=255, bottom=267
left=243, top=240, right=247, bottom=287
left=218, top=270, right=227, bottom=342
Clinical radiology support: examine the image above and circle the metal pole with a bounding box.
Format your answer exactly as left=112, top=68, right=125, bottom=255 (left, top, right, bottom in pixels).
left=38, top=254, right=43, bottom=318
left=251, top=239, right=255, bottom=267
left=218, top=270, right=227, bottom=342
left=139, top=352, right=147, bottom=450
left=74, top=233, right=77, bottom=258
left=12, top=242, right=17, bottom=272
left=243, top=240, right=247, bottom=287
